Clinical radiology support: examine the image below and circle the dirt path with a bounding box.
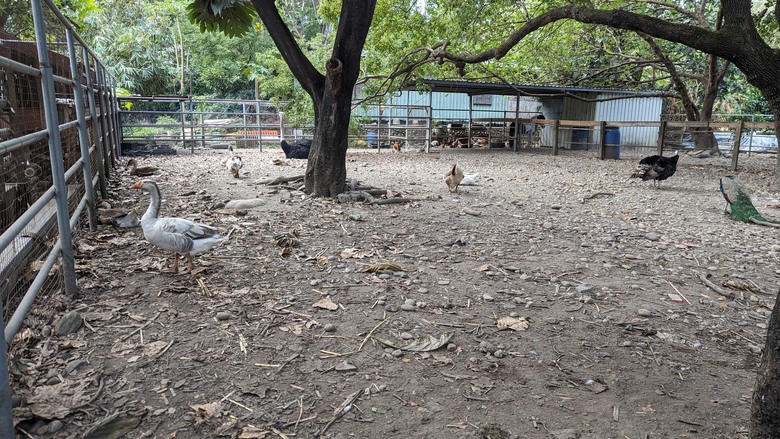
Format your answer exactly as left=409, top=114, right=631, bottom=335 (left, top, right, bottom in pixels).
left=11, top=146, right=780, bottom=438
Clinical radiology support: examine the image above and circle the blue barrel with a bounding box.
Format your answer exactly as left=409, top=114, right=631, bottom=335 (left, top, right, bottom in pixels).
left=604, top=127, right=620, bottom=159
left=571, top=129, right=589, bottom=150
left=367, top=130, right=378, bottom=147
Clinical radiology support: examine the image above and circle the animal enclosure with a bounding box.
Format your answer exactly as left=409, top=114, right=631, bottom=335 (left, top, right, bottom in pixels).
left=0, top=2, right=119, bottom=434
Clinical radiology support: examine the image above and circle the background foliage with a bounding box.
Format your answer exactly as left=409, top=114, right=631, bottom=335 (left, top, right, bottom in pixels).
left=2, top=0, right=772, bottom=118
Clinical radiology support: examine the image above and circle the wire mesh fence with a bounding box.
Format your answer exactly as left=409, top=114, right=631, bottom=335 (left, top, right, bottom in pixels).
left=0, top=0, right=119, bottom=434
left=118, top=97, right=290, bottom=154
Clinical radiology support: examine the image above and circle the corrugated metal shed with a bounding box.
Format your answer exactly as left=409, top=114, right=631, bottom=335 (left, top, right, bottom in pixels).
left=354, top=79, right=664, bottom=148
left=594, top=93, right=663, bottom=146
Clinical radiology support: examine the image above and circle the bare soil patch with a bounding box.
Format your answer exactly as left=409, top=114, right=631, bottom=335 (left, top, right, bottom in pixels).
left=11, top=146, right=780, bottom=439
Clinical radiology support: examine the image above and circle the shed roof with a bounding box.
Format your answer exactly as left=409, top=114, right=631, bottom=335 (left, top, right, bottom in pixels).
left=404, top=79, right=659, bottom=97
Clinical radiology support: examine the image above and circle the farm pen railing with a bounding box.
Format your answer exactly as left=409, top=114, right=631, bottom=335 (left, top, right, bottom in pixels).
left=0, top=0, right=119, bottom=434
left=117, top=96, right=305, bottom=153
left=467, top=118, right=776, bottom=169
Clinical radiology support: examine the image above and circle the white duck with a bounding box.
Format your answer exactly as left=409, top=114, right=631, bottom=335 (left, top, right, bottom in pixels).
left=131, top=179, right=226, bottom=273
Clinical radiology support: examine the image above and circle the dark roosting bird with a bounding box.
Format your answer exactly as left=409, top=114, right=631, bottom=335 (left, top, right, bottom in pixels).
left=280, top=139, right=312, bottom=159
left=630, top=150, right=680, bottom=187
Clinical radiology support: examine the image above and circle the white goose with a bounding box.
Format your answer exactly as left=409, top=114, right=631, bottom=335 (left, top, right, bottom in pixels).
left=131, top=179, right=226, bottom=273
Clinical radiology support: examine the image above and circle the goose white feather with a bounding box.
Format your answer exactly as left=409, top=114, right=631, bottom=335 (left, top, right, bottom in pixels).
left=131, top=179, right=226, bottom=272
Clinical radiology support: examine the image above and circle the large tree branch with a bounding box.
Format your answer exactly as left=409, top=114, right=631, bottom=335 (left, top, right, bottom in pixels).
left=640, top=34, right=700, bottom=120
left=250, top=0, right=324, bottom=102
left=331, top=0, right=377, bottom=94
left=432, top=3, right=764, bottom=71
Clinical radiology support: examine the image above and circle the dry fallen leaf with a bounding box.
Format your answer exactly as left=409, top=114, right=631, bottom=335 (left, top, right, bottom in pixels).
left=190, top=401, right=221, bottom=419
left=340, top=248, right=376, bottom=259
left=496, top=316, right=529, bottom=331
left=141, top=340, right=171, bottom=357
left=361, top=262, right=402, bottom=272
left=239, top=425, right=270, bottom=439
left=400, top=333, right=453, bottom=352
left=312, top=297, right=339, bottom=311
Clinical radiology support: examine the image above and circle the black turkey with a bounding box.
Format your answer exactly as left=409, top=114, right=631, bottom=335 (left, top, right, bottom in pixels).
left=630, top=150, right=680, bottom=187
left=280, top=139, right=312, bottom=159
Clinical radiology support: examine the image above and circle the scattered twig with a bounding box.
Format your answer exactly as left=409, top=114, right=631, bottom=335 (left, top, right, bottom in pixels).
left=648, top=343, right=661, bottom=366
left=121, top=311, right=162, bottom=341
left=441, top=372, right=476, bottom=380
left=270, top=426, right=290, bottom=438
left=666, top=280, right=691, bottom=305
left=196, top=277, right=211, bottom=296
left=698, top=273, right=735, bottom=299
left=227, top=398, right=253, bottom=413
left=281, top=414, right=317, bottom=428
left=277, top=353, right=301, bottom=372
left=135, top=339, right=175, bottom=368
left=581, top=192, right=614, bottom=203
left=314, top=389, right=363, bottom=438
left=73, top=375, right=105, bottom=410
left=677, top=419, right=703, bottom=427
left=728, top=329, right=761, bottom=346
left=359, top=318, right=387, bottom=351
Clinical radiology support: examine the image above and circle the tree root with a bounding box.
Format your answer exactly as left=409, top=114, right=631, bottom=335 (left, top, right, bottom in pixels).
left=261, top=174, right=305, bottom=185
left=337, top=190, right=420, bottom=205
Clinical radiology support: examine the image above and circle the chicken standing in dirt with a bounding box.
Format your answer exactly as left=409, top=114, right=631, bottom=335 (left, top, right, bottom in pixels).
left=445, top=163, right=465, bottom=193
left=131, top=179, right=226, bottom=273
left=221, top=146, right=243, bottom=178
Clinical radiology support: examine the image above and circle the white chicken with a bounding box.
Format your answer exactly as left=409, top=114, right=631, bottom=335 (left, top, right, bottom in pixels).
left=220, top=145, right=243, bottom=178
left=131, top=179, right=226, bottom=273
left=460, top=173, right=479, bottom=186
left=445, top=163, right=465, bottom=193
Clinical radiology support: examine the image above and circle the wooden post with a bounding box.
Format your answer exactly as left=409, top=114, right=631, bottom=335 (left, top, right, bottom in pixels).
left=598, top=121, right=607, bottom=160
left=552, top=120, right=560, bottom=156
left=657, top=120, right=666, bottom=155
left=426, top=92, right=433, bottom=153
left=731, top=121, right=743, bottom=171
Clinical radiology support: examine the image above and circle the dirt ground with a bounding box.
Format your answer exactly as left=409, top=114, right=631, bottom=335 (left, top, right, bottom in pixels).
left=10, top=144, right=780, bottom=439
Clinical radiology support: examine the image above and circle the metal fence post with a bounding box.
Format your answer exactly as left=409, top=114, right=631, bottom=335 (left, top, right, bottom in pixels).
left=31, top=0, right=79, bottom=297
left=66, top=29, right=98, bottom=231
left=0, top=297, right=15, bottom=439
left=96, top=68, right=114, bottom=169
left=82, top=47, right=108, bottom=199
left=107, top=79, right=121, bottom=159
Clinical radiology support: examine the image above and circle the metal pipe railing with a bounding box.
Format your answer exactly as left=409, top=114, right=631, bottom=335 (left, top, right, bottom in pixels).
left=0, top=1, right=118, bottom=435
left=66, top=28, right=98, bottom=231
left=5, top=193, right=89, bottom=344
left=31, top=0, right=78, bottom=298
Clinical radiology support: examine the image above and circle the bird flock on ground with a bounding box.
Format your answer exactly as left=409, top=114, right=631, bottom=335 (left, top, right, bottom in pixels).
left=124, top=140, right=690, bottom=274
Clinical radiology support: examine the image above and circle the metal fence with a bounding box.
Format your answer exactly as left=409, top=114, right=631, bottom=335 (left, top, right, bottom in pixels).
left=117, top=96, right=311, bottom=153
left=0, top=0, right=119, bottom=434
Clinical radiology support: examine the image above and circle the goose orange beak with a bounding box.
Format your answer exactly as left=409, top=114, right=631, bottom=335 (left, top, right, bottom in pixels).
left=130, top=180, right=142, bottom=189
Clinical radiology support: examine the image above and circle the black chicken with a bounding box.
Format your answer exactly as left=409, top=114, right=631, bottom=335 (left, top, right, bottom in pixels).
left=630, top=150, right=680, bottom=187
left=280, top=139, right=312, bottom=159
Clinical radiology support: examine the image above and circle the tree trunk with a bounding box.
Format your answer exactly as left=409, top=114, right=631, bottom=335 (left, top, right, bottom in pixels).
left=252, top=0, right=376, bottom=197
left=750, top=290, right=780, bottom=437
left=305, top=59, right=352, bottom=196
